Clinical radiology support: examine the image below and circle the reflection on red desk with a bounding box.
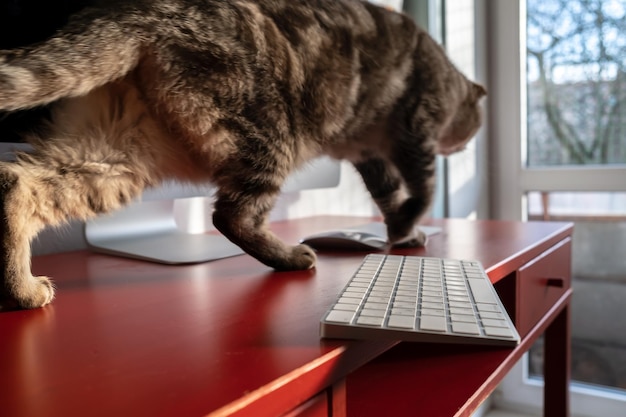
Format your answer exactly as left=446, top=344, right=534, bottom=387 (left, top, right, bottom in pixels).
left=0, top=216, right=573, bottom=417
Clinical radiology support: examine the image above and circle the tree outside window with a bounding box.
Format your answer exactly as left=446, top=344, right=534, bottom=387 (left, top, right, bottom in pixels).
left=527, top=0, right=626, bottom=166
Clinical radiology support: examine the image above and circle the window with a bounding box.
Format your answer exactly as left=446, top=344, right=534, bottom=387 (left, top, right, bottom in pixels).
left=489, top=0, right=626, bottom=415
left=526, top=0, right=626, bottom=393
left=527, top=0, right=626, bottom=167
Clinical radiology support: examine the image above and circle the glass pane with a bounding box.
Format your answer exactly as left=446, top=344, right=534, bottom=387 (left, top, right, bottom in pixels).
left=527, top=191, right=626, bottom=393
left=527, top=191, right=626, bottom=219
left=526, top=0, right=626, bottom=167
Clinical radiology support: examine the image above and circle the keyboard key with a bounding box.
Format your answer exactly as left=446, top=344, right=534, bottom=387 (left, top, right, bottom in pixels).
left=356, top=315, right=384, bottom=326
left=333, top=303, right=358, bottom=312
left=388, top=315, right=416, bottom=329
left=366, top=295, right=390, bottom=304
left=396, top=289, right=417, bottom=297
left=479, top=311, right=505, bottom=320
left=449, top=306, right=474, bottom=315
left=447, top=289, right=469, bottom=297
left=482, top=318, right=510, bottom=328
left=421, top=301, right=444, bottom=310
left=420, top=308, right=445, bottom=317
left=338, top=296, right=361, bottom=305
left=351, top=282, right=372, bottom=290
left=392, top=301, right=416, bottom=309
left=449, top=300, right=472, bottom=309
left=370, top=289, right=392, bottom=297
left=476, top=303, right=501, bottom=313
left=448, top=294, right=471, bottom=303
left=446, top=285, right=466, bottom=293
left=467, top=278, right=497, bottom=304
left=419, top=315, right=447, bottom=332
left=451, top=321, right=480, bottom=335
left=422, top=295, right=444, bottom=304
left=360, top=308, right=386, bottom=317
left=363, top=301, right=387, bottom=310
left=484, top=326, right=515, bottom=338
left=391, top=307, right=416, bottom=316
left=395, top=295, right=417, bottom=303
left=450, top=314, right=478, bottom=323
left=422, top=290, right=443, bottom=298
left=325, top=310, right=355, bottom=324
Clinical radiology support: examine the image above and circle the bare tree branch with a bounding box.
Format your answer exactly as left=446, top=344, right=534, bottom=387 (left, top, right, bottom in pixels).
left=527, top=0, right=626, bottom=165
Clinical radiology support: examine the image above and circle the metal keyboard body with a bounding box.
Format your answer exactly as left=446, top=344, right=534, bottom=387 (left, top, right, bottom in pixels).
left=321, top=254, right=520, bottom=346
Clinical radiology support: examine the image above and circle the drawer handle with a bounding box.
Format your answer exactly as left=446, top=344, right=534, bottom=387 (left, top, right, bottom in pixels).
left=543, top=277, right=565, bottom=288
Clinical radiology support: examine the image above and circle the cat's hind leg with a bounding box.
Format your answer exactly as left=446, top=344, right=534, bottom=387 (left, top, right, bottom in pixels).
left=0, top=169, right=55, bottom=309
left=0, top=84, right=164, bottom=309
left=0, top=148, right=149, bottom=309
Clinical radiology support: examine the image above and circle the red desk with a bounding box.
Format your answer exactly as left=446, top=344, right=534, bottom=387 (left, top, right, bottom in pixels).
left=0, top=216, right=572, bottom=417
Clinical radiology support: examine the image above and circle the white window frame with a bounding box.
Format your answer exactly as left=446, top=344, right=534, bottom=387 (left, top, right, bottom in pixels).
left=488, top=1, right=626, bottom=415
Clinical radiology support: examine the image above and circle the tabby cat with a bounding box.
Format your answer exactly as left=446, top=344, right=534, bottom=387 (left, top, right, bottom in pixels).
left=0, top=0, right=485, bottom=309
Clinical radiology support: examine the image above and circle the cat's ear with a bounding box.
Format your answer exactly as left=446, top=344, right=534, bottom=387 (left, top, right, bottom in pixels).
left=472, top=83, right=487, bottom=99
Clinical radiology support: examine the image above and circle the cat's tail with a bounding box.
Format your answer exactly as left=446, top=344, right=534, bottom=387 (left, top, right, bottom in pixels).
left=0, top=8, right=143, bottom=111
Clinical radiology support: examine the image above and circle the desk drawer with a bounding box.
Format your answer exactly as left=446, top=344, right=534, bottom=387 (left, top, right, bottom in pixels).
left=516, top=238, right=572, bottom=337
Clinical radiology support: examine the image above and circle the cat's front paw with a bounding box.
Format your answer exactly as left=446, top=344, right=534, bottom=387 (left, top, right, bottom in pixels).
left=276, top=244, right=317, bottom=271
left=10, top=276, right=56, bottom=309
left=390, top=227, right=428, bottom=248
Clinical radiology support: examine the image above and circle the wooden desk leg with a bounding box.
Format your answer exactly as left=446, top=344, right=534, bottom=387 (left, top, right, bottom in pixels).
left=330, top=379, right=347, bottom=417
left=543, top=303, right=571, bottom=417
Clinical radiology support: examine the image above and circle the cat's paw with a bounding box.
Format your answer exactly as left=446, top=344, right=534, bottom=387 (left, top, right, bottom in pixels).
left=14, top=276, right=56, bottom=309
left=390, top=228, right=428, bottom=248
left=276, top=244, right=317, bottom=271
left=290, top=244, right=317, bottom=269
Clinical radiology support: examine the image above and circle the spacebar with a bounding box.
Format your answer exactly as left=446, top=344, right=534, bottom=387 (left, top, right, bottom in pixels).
left=467, top=278, right=496, bottom=304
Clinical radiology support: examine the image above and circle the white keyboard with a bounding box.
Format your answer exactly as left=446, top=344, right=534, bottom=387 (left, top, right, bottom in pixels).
left=320, top=254, right=520, bottom=346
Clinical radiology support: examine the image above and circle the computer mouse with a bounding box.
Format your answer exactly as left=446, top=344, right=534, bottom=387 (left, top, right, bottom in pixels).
left=300, top=230, right=388, bottom=251
left=300, top=222, right=442, bottom=252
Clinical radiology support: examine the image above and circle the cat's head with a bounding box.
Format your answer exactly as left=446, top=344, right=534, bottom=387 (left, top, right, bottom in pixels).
left=435, top=82, right=486, bottom=156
